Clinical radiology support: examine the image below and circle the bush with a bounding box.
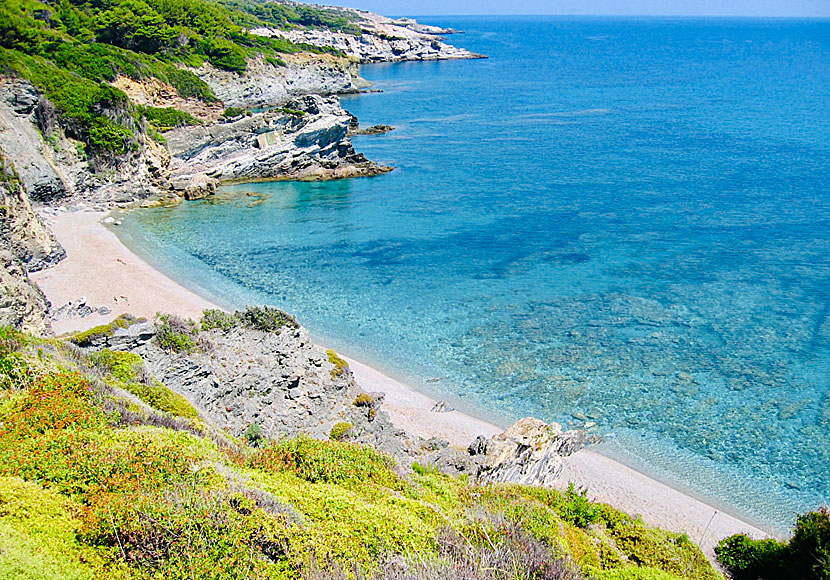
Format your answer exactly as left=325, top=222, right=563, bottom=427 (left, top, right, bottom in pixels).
left=154, top=314, right=199, bottom=353
left=245, top=423, right=264, bottom=447
left=89, top=348, right=143, bottom=382
left=200, top=309, right=237, bottom=331
left=236, top=306, right=298, bottom=333
left=139, top=105, right=200, bottom=131
left=249, top=436, right=399, bottom=488
left=222, top=106, right=245, bottom=119
left=353, top=393, right=373, bottom=407
left=0, top=477, right=95, bottom=580
left=327, top=349, right=348, bottom=379
left=716, top=507, right=830, bottom=580
left=69, top=314, right=139, bottom=347
left=123, top=380, right=199, bottom=419
left=329, top=422, right=352, bottom=441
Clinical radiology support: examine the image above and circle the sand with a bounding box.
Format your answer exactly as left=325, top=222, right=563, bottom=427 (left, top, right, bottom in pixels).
left=32, top=209, right=772, bottom=555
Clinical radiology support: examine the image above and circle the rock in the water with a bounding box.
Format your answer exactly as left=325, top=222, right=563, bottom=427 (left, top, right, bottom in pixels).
left=181, top=174, right=217, bottom=201
left=351, top=124, right=395, bottom=136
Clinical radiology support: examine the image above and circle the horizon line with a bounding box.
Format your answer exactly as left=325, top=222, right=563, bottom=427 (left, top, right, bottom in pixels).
left=389, top=13, right=830, bottom=19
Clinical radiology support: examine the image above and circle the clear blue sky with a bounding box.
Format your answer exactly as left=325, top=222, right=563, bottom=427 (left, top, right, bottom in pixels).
left=312, top=0, right=830, bottom=17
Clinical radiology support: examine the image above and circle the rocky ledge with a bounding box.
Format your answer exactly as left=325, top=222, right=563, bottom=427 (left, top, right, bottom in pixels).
left=165, top=95, right=390, bottom=197
left=77, top=310, right=590, bottom=487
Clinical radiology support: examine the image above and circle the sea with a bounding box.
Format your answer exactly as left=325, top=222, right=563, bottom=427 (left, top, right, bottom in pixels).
left=116, top=17, right=830, bottom=534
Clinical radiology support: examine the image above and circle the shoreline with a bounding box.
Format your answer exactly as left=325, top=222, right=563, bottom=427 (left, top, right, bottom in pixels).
left=32, top=209, right=772, bottom=556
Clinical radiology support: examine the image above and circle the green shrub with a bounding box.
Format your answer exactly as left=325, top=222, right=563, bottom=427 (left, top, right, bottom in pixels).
left=69, top=314, right=139, bottom=347
left=0, top=477, right=95, bottom=580
left=328, top=422, right=352, bottom=441
left=326, top=349, right=348, bottom=379
left=278, top=106, right=306, bottom=117
left=123, top=380, right=199, bottom=419
left=200, top=309, right=237, bottom=331
left=591, top=567, right=687, bottom=580
left=154, top=314, right=199, bottom=353
left=716, top=507, right=830, bottom=580
left=222, top=106, right=245, bottom=118
left=411, top=461, right=439, bottom=476
left=80, top=481, right=290, bottom=578
left=139, top=105, right=200, bottom=131
left=353, top=393, right=373, bottom=407
left=249, top=435, right=399, bottom=488
left=237, top=306, right=298, bottom=333
left=244, top=423, right=264, bottom=447
left=88, top=348, right=143, bottom=382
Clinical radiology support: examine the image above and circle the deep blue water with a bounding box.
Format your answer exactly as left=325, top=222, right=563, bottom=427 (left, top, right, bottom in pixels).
left=118, top=17, right=830, bottom=533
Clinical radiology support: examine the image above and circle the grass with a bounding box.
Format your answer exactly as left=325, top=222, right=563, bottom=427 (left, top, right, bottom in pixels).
left=0, top=329, right=726, bottom=580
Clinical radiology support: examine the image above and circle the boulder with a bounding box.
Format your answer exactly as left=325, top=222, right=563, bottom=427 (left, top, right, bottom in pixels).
left=183, top=174, right=217, bottom=201
left=472, top=418, right=589, bottom=487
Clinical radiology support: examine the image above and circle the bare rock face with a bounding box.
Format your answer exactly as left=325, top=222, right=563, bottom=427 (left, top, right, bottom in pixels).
left=111, top=320, right=417, bottom=461
left=0, top=248, right=50, bottom=334
left=195, top=54, right=363, bottom=110
left=165, top=94, right=390, bottom=185
left=0, top=169, right=65, bottom=272
left=469, top=418, right=589, bottom=486
left=0, top=80, right=68, bottom=203
left=252, top=11, right=484, bottom=64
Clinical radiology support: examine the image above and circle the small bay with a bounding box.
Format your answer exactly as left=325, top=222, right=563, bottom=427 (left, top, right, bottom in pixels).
left=119, top=17, right=830, bottom=533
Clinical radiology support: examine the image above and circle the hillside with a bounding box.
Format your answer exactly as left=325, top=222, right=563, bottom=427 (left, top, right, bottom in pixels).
left=0, top=317, right=722, bottom=580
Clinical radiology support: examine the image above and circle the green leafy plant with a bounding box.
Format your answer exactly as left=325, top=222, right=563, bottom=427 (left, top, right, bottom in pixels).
left=244, top=423, right=264, bottom=447
left=328, top=421, right=352, bottom=441
left=716, top=507, right=830, bottom=580
left=154, top=313, right=199, bottom=353
left=326, top=349, right=348, bottom=379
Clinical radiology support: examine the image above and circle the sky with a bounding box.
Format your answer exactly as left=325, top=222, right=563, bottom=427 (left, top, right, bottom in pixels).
left=313, top=0, right=830, bottom=17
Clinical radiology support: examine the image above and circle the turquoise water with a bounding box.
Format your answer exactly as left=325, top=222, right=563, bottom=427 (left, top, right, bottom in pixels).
left=119, top=17, right=830, bottom=533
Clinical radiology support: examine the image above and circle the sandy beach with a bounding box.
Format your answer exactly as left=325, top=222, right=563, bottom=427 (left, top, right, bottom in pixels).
left=32, top=209, right=772, bottom=556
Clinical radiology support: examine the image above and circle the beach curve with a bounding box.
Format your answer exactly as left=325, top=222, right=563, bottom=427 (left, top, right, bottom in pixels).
left=32, top=208, right=772, bottom=557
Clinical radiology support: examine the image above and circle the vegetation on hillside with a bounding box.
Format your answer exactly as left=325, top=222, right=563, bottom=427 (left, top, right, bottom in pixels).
left=0, top=0, right=350, bottom=158
left=716, top=509, right=830, bottom=580
left=0, top=322, right=725, bottom=579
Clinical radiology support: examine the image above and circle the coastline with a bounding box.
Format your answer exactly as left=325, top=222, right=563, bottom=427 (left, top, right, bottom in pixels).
left=33, top=209, right=772, bottom=556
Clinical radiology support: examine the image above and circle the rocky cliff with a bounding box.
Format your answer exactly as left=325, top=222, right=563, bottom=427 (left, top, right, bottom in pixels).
left=253, top=10, right=484, bottom=63
left=195, top=53, right=366, bottom=110
left=165, top=95, right=389, bottom=193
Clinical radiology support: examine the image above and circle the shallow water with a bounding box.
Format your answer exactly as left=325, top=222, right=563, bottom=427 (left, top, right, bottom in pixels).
left=119, top=17, right=830, bottom=533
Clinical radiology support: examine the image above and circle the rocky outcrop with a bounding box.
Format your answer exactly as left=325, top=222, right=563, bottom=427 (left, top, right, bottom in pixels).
left=165, top=94, right=390, bottom=184
left=0, top=248, right=50, bottom=335
left=351, top=124, right=395, bottom=136
left=71, top=311, right=593, bottom=483
left=0, top=153, right=61, bottom=334
left=0, top=80, right=68, bottom=203
left=97, top=318, right=419, bottom=462
left=0, top=79, right=170, bottom=207
left=253, top=11, right=484, bottom=63
left=195, top=54, right=365, bottom=110
left=0, top=168, right=64, bottom=272
left=111, top=76, right=224, bottom=122
left=469, top=418, right=589, bottom=486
